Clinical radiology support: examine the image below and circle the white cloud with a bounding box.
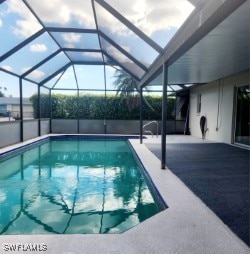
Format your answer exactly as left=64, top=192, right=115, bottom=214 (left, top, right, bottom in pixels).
left=28, top=70, right=45, bottom=79
left=82, top=52, right=102, bottom=60
left=25, top=0, right=95, bottom=28
left=62, top=33, right=81, bottom=44
left=1, top=65, right=13, bottom=72
left=107, top=46, right=132, bottom=63
left=6, top=0, right=194, bottom=44
left=30, top=43, right=48, bottom=52
left=4, top=0, right=195, bottom=59
left=61, top=33, right=82, bottom=48
left=103, top=0, right=194, bottom=37
left=0, top=19, right=2, bottom=27
left=143, top=0, right=195, bottom=34
left=82, top=52, right=102, bottom=59
left=7, top=0, right=42, bottom=39
left=13, top=19, right=41, bottom=38
left=95, top=3, right=132, bottom=37
left=21, top=67, right=31, bottom=73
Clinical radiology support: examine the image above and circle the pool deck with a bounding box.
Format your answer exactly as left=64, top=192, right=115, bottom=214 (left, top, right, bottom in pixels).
left=0, top=134, right=249, bottom=254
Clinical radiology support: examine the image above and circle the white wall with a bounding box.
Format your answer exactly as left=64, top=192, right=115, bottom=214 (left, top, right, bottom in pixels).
left=0, top=119, right=50, bottom=148
left=23, top=120, right=39, bottom=141
left=41, top=119, right=50, bottom=135
left=11, top=105, right=34, bottom=119
left=0, top=121, right=20, bottom=148
left=189, top=70, right=249, bottom=144
left=51, top=119, right=186, bottom=135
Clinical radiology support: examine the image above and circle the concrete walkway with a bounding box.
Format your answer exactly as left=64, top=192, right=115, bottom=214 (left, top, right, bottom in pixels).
left=0, top=135, right=249, bottom=254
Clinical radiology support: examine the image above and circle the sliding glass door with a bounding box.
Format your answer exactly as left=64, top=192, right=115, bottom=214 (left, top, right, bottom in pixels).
left=234, top=85, right=250, bottom=146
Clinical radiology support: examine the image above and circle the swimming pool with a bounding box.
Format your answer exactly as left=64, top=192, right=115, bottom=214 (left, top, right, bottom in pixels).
left=0, top=136, right=166, bottom=234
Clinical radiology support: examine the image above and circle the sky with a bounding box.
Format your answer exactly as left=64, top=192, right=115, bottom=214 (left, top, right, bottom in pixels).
left=0, top=0, right=194, bottom=97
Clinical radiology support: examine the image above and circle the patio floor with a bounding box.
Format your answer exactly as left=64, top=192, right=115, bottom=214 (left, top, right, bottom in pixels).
left=145, top=135, right=250, bottom=246
left=0, top=134, right=249, bottom=254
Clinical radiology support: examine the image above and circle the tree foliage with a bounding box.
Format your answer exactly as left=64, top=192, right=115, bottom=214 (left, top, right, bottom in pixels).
left=0, top=86, right=7, bottom=97
left=30, top=94, right=175, bottom=120
left=113, top=70, right=158, bottom=114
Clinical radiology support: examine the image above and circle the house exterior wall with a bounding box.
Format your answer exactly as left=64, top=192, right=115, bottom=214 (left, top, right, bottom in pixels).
left=22, top=105, right=34, bottom=119
left=189, top=70, right=249, bottom=144
left=11, top=105, right=34, bottom=119
left=10, top=105, right=21, bottom=118
left=0, top=105, right=7, bottom=115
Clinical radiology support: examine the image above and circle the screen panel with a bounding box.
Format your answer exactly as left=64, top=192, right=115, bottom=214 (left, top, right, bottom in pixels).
left=95, top=1, right=159, bottom=67
left=26, top=0, right=96, bottom=29
left=53, top=66, right=78, bottom=90
left=51, top=32, right=100, bottom=50
left=26, top=52, right=70, bottom=83
left=75, top=65, right=105, bottom=90
left=101, top=38, right=145, bottom=79
left=1, top=33, right=60, bottom=75
left=66, top=52, right=103, bottom=62
left=106, top=0, right=194, bottom=47
left=0, top=0, right=42, bottom=57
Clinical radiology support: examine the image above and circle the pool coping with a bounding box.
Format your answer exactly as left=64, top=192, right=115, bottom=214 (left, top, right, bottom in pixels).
left=0, top=134, right=249, bottom=254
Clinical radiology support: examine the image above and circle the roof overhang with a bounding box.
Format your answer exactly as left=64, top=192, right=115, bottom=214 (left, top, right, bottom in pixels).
left=140, top=0, right=249, bottom=87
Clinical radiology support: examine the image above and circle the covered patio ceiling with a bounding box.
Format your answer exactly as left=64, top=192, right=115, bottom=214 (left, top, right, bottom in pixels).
left=143, top=0, right=249, bottom=88
left=0, top=0, right=249, bottom=93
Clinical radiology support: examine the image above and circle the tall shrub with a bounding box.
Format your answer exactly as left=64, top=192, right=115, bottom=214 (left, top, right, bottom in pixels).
left=31, top=94, right=175, bottom=120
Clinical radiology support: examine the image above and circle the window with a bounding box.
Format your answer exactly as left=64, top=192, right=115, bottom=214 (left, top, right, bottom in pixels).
left=234, top=85, right=250, bottom=146
left=197, top=93, right=201, bottom=114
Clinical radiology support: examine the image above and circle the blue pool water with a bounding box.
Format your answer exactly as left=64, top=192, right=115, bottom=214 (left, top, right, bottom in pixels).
left=0, top=138, right=164, bottom=234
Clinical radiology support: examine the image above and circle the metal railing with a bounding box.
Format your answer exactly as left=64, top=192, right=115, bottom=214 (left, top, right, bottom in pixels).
left=143, top=121, right=158, bottom=138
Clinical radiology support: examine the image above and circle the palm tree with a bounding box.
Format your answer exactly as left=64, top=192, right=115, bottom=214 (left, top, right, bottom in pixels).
left=113, top=70, right=159, bottom=114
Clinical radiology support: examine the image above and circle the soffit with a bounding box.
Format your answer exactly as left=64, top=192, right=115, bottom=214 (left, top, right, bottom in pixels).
left=168, top=0, right=250, bottom=85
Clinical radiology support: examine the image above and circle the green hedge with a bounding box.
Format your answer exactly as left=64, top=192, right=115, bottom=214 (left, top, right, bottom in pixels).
left=30, top=94, right=175, bottom=120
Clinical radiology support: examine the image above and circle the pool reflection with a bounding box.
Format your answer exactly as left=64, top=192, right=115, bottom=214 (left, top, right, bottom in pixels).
left=0, top=140, right=162, bottom=234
